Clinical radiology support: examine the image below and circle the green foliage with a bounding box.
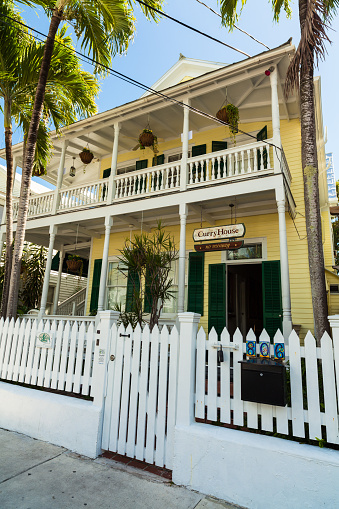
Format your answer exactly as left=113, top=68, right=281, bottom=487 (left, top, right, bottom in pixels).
left=117, top=222, right=178, bottom=330
left=112, top=301, right=140, bottom=329
left=20, top=243, right=47, bottom=310
left=218, top=0, right=292, bottom=30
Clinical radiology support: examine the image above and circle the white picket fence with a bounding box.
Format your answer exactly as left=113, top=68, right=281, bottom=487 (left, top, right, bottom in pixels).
left=195, top=327, right=339, bottom=444
left=0, top=317, right=95, bottom=396
left=102, top=323, right=179, bottom=469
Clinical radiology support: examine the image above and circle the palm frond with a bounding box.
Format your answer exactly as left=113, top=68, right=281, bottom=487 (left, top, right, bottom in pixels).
left=285, top=0, right=331, bottom=97
left=128, top=0, right=164, bottom=22
left=62, top=0, right=134, bottom=74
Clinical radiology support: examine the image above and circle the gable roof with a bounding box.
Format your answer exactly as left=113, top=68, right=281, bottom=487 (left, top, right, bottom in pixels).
left=0, top=165, right=51, bottom=198
left=140, top=55, right=226, bottom=97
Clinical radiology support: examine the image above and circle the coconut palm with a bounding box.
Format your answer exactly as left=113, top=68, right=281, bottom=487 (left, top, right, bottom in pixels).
left=6, top=0, right=163, bottom=318
left=0, top=1, right=99, bottom=316
left=219, top=0, right=338, bottom=339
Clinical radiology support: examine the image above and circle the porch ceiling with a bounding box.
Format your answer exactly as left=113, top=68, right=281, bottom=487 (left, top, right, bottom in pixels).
left=3, top=44, right=297, bottom=189
left=23, top=189, right=277, bottom=250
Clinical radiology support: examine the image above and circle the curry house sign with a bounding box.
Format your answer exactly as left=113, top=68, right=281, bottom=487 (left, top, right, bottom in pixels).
left=193, top=224, right=246, bottom=242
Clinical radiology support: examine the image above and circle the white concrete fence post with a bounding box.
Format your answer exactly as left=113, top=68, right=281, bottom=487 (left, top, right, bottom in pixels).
left=328, top=315, right=339, bottom=404
left=176, top=312, right=201, bottom=427
left=91, top=310, right=119, bottom=456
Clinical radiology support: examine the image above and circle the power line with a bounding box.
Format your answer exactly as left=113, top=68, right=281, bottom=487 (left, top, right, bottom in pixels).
left=0, top=14, right=281, bottom=152
left=194, top=0, right=270, bottom=50
left=135, top=0, right=251, bottom=57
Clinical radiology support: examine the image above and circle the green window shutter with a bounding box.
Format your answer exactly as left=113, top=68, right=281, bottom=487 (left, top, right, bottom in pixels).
left=262, top=260, right=283, bottom=338
left=212, top=141, right=228, bottom=178
left=144, top=268, right=152, bottom=313
left=208, top=263, right=226, bottom=336
left=51, top=251, right=60, bottom=272
left=125, top=269, right=140, bottom=312
left=103, top=168, right=111, bottom=178
left=136, top=159, right=148, bottom=171
left=152, top=154, right=165, bottom=166
left=257, top=126, right=268, bottom=170
left=90, top=259, right=102, bottom=313
left=212, top=141, right=228, bottom=152
left=187, top=252, right=204, bottom=315
left=192, top=144, right=207, bottom=181
left=151, top=154, right=165, bottom=189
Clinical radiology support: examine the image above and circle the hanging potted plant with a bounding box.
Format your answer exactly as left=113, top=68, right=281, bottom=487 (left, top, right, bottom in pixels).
left=79, top=147, right=94, bottom=164
left=216, top=103, right=239, bottom=143
left=66, top=254, right=83, bottom=275
left=139, top=128, right=158, bottom=155
left=32, top=164, right=46, bottom=177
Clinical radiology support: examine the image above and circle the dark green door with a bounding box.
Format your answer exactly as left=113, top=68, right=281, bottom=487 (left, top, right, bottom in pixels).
left=208, top=263, right=226, bottom=336
left=212, top=141, right=228, bottom=178
left=90, top=259, right=102, bottom=313
left=257, top=125, right=268, bottom=170
left=187, top=252, right=204, bottom=315
left=152, top=154, right=165, bottom=189
left=191, top=144, right=207, bottom=181
left=262, top=260, right=283, bottom=338
left=102, top=168, right=111, bottom=200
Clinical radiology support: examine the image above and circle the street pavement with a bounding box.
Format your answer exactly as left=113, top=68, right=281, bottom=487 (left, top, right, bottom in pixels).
left=0, top=428, right=246, bottom=509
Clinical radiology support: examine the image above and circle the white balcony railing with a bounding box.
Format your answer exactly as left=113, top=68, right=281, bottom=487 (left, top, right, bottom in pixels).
left=115, top=161, right=181, bottom=200
left=58, top=178, right=108, bottom=211
left=12, top=140, right=280, bottom=220
left=187, top=139, right=272, bottom=186
left=13, top=190, right=55, bottom=220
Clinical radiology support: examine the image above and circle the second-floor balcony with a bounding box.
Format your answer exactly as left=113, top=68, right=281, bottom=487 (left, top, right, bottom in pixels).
left=12, top=139, right=291, bottom=221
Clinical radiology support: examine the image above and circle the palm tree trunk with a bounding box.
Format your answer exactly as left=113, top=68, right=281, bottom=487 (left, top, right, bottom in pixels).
left=1, top=117, right=14, bottom=317
left=6, top=10, right=62, bottom=318
left=299, top=0, right=330, bottom=340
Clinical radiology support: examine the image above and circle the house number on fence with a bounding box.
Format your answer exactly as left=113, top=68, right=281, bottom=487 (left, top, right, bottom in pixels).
left=193, top=223, right=246, bottom=242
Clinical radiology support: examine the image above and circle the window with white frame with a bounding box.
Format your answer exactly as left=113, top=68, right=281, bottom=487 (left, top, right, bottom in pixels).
left=223, top=237, right=267, bottom=263
left=106, top=261, right=128, bottom=310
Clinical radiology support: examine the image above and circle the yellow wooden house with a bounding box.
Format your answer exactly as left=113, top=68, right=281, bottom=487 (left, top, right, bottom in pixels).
left=2, top=40, right=337, bottom=339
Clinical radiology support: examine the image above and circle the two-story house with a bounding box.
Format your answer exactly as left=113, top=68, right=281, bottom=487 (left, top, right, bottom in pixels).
left=1, top=40, right=336, bottom=339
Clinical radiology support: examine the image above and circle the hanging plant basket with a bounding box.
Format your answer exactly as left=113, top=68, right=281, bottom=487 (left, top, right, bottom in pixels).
left=32, top=165, right=46, bottom=177
left=66, top=259, right=82, bottom=273
left=79, top=148, right=94, bottom=164
left=139, top=130, right=155, bottom=148
left=216, top=104, right=239, bottom=143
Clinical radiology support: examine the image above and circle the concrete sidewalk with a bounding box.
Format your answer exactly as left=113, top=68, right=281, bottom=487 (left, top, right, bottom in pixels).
left=0, top=428, right=244, bottom=509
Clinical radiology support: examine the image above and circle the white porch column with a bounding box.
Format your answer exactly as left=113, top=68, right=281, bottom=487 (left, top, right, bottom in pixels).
left=52, top=245, right=64, bottom=315
left=97, top=216, right=113, bottom=312
left=277, top=198, right=292, bottom=338
left=270, top=68, right=281, bottom=174
left=180, top=97, right=190, bottom=191
left=52, top=139, right=69, bottom=214
left=38, top=225, right=57, bottom=318
left=178, top=203, right=188, bottom=313
left=107, top=122, right=120, bottom=204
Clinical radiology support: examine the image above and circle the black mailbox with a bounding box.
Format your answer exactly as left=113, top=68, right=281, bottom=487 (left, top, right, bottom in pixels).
left=239, top=358, right=286, bottom=407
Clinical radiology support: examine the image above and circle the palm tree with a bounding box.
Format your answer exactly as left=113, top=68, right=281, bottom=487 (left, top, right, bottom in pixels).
left=6, top=0, right=164, bottom=318
left=0, top=1, right=99, bottom=316
left=219, top=0, right=337, bottom=340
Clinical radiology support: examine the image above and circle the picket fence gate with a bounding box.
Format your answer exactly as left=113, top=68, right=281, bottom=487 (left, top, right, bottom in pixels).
left=195, top=327, right=339, bottom=444
left=0, top=316, right=95, bottom=396
left=101, top=322, right=179, bottom=469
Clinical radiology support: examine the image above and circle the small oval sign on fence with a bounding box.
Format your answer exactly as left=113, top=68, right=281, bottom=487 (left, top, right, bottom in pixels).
left=36, top=332, right=54, bottom=349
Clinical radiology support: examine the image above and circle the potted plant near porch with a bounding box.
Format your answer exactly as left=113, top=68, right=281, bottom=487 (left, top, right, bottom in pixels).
left=79, top=147, right=94, bottom=164
left=216, top=103, right=239, bottom=143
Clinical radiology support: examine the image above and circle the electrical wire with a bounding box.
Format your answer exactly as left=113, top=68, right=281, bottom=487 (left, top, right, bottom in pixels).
left=0, top=13, right=282, bottom=153
left=135, top=0, right=251, bottom=57
left=194, top=0, right=270, bottom=50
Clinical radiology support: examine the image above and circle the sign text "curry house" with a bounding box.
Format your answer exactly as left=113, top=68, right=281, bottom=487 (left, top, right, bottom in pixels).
left=193, top=223, right=246, bottom=242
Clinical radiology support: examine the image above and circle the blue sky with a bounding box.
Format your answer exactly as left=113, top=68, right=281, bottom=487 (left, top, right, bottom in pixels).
left=1, top=0, right=338, bottom=184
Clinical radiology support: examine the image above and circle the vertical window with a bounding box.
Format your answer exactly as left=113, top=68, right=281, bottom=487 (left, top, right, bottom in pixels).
left=106, top=261, right=128, bottom=310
